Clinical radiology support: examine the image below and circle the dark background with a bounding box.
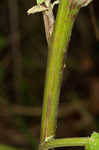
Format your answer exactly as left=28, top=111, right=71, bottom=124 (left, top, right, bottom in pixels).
left=0, top=0, right=99, bottom=150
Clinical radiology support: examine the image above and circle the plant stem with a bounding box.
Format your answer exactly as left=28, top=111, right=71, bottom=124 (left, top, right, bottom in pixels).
left=42, top=6, right=54, bottom=44
left=40, top=0, right=80, bottom=144
left=44, top=137, right=89, bottom=149
left=8, top=0, right=22, bottom=102
left=89, top=4, right=99, bottom=41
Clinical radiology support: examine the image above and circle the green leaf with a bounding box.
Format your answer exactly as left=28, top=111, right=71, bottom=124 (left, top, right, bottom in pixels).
left=86, top=132, right=99, bottom=150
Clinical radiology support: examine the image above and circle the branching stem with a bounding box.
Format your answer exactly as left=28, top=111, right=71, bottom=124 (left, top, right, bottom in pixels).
left=44, top=137, right=89, bottom=149
left=40, top=0, right=80, bottom=144
left=39, top=0, right=93, bottom=149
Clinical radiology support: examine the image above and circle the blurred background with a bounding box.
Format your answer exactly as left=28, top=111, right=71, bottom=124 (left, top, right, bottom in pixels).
left=0, top=0, right=99, bottom=150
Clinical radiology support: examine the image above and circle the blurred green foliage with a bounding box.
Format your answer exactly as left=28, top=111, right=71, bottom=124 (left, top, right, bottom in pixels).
left=0, top=145, right=20, bottom=150
left=0, top=35, right=7, bottom=49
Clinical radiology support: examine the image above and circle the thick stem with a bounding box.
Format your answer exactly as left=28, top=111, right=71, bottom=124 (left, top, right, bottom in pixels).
left=40, top=0, right=80, bottom=144
left=40, top=0, right=93, bottom=148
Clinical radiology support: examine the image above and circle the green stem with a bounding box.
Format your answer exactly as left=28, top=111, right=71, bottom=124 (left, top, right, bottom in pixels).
left=40, top=0, right=80, bottom=144
left=44, top=138, right=89, bottom=149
